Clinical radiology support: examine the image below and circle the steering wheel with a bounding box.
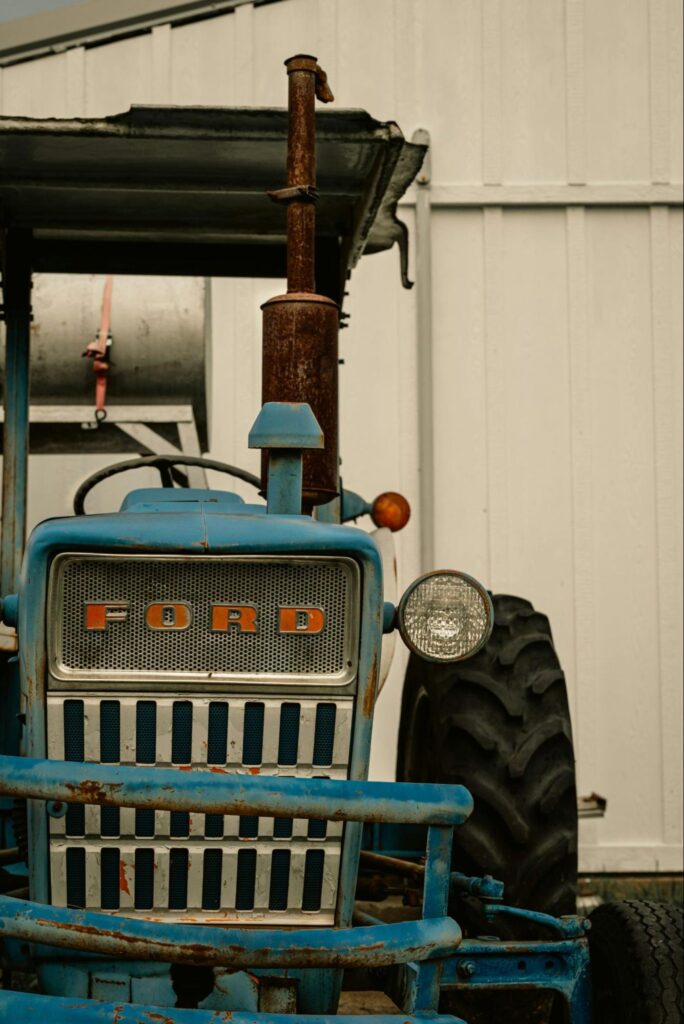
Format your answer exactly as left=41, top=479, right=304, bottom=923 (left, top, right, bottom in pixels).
left=74, top=454, right=261, bottom=515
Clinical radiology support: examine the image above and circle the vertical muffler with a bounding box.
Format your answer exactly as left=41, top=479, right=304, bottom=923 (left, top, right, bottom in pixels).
left=261, top=55, right=338, bottom=511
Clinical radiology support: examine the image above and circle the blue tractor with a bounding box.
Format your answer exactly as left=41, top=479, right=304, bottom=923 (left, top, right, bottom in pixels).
left=0, top=54, right=680, bottom=1024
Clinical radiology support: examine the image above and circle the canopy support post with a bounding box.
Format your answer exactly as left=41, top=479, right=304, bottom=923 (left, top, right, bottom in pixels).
left=1, top=230, right=32, bottom=596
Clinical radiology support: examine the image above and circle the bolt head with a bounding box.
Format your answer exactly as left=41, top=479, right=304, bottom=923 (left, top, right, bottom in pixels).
left=458, top=960, right=476, bottom=978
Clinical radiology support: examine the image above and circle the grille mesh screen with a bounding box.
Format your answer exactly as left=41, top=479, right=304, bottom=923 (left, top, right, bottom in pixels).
left=52, top=556, right=356, bottom=679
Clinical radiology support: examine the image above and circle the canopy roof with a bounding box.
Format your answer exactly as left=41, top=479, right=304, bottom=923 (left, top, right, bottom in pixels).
left=0, top=105, right=425, bottom=298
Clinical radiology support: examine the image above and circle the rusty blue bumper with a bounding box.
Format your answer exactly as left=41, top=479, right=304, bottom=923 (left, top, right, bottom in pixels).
left=0, top=755, right=592, bottom=1022
left=0, top=989, right=466, bottom=1024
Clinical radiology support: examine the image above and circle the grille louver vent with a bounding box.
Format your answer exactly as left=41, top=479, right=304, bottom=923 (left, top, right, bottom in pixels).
left=48, top=694, right=351, bottom=924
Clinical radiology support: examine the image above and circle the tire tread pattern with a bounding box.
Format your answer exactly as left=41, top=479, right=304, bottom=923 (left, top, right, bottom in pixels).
left=589, top=900, right=683, bottom=1023
left=397, top=593, right=578, bottom=918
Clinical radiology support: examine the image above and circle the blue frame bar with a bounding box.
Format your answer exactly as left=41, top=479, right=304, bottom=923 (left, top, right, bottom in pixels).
left=0, top=755, right=474, bottom=826
left=413, top=825, right=453, bottom=1011
left=0, top=990, right=466, bottom=1024
left=0, top=895, right=461, bottom=969
left=393, top=938, right=592, bottom=1024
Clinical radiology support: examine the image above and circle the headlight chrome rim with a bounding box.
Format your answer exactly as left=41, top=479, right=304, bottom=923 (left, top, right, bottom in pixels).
left=397, top=569, right=494, bottom=663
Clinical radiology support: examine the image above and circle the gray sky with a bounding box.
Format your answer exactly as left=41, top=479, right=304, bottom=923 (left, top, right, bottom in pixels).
left=0, top=0, right=85, bottom=22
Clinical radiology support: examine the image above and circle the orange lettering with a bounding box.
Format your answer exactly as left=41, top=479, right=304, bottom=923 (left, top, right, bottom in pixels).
left=85, top=602, right=129, bottom=631
left=145, top=603, right=191, bottom=630
left=211, top=605, right=257, bottom=633
left=279, top=607, right=325, bottom=634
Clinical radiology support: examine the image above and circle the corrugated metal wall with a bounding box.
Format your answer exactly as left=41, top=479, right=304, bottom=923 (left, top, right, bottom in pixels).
left=0, top=0, right=681, bottom=872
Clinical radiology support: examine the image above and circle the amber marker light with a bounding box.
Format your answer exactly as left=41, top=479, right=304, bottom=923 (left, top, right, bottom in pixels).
left=371, top=491, right=411, bottom=532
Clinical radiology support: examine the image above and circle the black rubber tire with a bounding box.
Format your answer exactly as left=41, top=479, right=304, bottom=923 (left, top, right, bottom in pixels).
left=589, top=900, right=683, bottom=1023
left=397, top=593, right=578, bottom=919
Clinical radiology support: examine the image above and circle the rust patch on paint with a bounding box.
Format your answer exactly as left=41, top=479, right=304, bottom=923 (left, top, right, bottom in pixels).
left=65, top=780, right=123, bottom=805
left=119, top=860, right=130, bottom=896
left=363, top=653, right=379, bottom=718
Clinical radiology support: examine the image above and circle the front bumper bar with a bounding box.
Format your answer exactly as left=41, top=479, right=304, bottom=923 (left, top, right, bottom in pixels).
left=0, top=990, right=466, bottom=1024
left=0, top=754, right=473, bottom=825
left=0, top=895, right=460, bottom=969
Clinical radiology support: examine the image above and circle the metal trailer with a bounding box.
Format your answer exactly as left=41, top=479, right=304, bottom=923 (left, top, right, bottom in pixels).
left=0, top=55, right=680, bottom=1024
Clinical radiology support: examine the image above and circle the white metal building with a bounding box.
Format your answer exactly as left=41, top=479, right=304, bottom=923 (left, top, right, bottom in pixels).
left=0, top=0, right=682, bottom=874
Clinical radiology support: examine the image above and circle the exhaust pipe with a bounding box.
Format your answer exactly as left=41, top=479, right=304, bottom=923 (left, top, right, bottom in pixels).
left=261, top=55, right=339, bottom=511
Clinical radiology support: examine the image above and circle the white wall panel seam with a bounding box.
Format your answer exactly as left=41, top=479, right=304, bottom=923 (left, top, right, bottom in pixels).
left=400, top=184, right=684, bottom=206
left=565, top=205, right=603, bottom=857
left=649, top=205, right=683, bottom=847
left=482, top=207, right=505, bottom=587
left=579, top=842, right=683, bottom=874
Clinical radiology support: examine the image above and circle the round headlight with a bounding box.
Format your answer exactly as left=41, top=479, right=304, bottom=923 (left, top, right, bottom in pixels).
left=397, top=570, right=493, bottom=662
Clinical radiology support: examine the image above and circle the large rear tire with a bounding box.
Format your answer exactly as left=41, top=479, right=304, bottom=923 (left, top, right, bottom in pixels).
left=397, top=593, right=578, bottom=918
left=588, top=900, right=683, bottom=1023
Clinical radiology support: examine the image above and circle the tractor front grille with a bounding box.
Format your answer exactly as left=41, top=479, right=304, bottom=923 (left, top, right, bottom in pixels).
left=48, top=553, right=358, bottom=685
left=47, top=694, right=352, bottom=924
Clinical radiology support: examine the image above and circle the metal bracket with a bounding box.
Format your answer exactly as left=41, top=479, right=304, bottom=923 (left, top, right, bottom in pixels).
left=267, top=185, right=319, bottom=205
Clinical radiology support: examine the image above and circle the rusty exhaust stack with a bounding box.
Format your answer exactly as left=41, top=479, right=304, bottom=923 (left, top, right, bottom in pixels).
left=261, top=55, right=338, bottom=510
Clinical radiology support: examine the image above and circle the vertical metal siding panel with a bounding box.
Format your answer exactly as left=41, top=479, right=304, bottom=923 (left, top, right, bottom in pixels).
left=584, top=209, right=664, bottom=861
left=232, top=1, right=255, bottom=105
left=253, top=0, right=320, bottom=101
left=431, top=210, right=489, bottom=582
left=170, top=13, right=235, bottom=104
left=84, top=34, right=154, bottom=116
left=566, top=205, right=601, bottom=859
left=1, top=52, right=67, bottom=116
left=415, top=0, right=483, bottom=183
left=65, top=47, right=86, bottom=115
left=151, top=24, right=172, bottom=104
left=565, top=0, right=587, bottom=184
left=339, top=251, right=412, bottom=786
left=335, top=0, right=395, bottom=113
left=482, top=206, right=507, bottom=586
left=482, top=0, right=503, bottom=184
left=652, top=207, right=684, bottom=851
left=205, top=278, right=266, bottom=502
left=500, top=0, right=567, bottom=182
left=669, top=0, right=684, bottom=182
left=584, top=0, right=651, bottom=182
left=649, top=0, right=671, bottom=183
left=317, top=0, right=339, bottom=89
left=498, top=209, right=576, bottom=678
